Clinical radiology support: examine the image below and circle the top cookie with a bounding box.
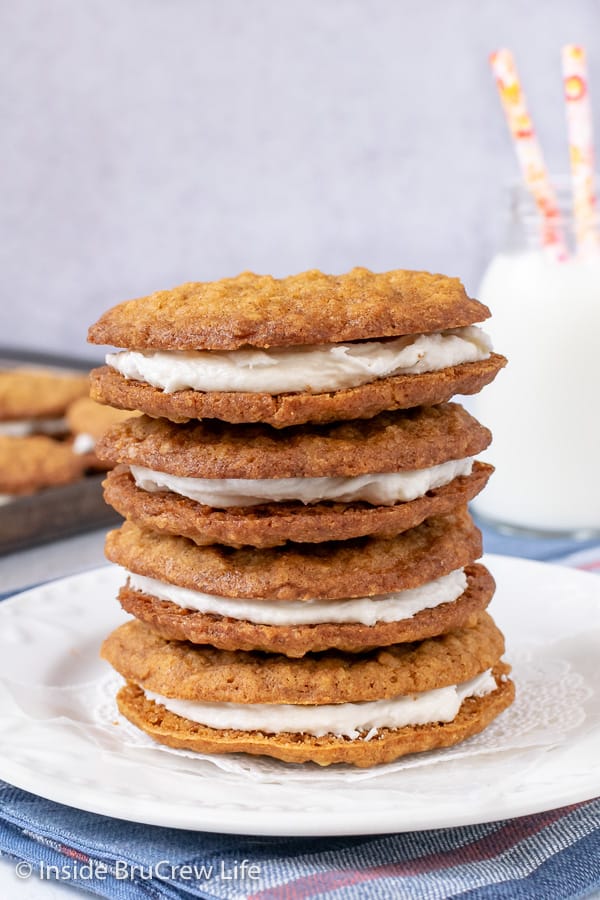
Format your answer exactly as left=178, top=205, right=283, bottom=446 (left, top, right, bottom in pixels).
left=88, top=268, right=490, bottom=351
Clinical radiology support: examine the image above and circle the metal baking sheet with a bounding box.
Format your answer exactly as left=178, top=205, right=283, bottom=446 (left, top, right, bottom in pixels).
left=0, top=347, right=120, bottom=555
left=0, top=475, right=121, bottom=555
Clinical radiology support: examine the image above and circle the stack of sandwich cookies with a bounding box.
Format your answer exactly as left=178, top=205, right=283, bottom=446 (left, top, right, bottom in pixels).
left=91, top=266, right=514, bottom=767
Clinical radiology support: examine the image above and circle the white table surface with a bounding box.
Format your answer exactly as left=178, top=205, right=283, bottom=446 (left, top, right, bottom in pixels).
left=1, top=530, right=599, bottom=899
left=2, top=528, right=108, bottom=597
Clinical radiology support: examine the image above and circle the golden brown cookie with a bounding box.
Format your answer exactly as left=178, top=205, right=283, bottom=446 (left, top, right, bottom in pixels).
left=90, top=356, right=506, bottom=428
left=0, top=435, right=88, bottom=494
left=115, top=668, right=514, bottom=767
left=105, top=508, right=482, bottom=600
left=0, top=368, right=89, bottom=421
left=88, top=268, right=490, bottom=351
left=97, top=404, right=491, bottom=478
left=117, top=562, right=495, bottom=656
left=103, top=461, right=493, bottom=548
left=101, top=612, right=505, bottom=704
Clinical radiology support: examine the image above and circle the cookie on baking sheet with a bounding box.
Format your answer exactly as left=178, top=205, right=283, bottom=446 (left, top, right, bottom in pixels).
left=0, top=435, right=88, bottom=497
left=105, top=507, right=482, bottom=601
left=97, top=403, right=492, bottom=546
left=67, top=396, right=140, bottom=442
left=88, top=268, right=506, bottom=427
left=66, top=396, right=140, bottom=469
left=101, top=614, right=514, bottom=767
left=0, top=368, right=89, bottom=428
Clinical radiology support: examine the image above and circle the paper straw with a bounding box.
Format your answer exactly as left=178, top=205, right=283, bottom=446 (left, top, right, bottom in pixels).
left=562, top=44, right=600, bottom=255
left=490, top=48, right=568, bottom=260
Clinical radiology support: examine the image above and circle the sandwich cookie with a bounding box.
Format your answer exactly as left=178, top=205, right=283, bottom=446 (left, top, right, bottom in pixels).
left=99, top=403, right=493, bottom=547
left=105, top=509, right=490, bottom=656
left=0, top=368, right=89, bottom=437
left=0, top=434, right=88, bottom=499
left=88, top=268, right=506, bottom=427
left=101, top=613, right=515, bottom=767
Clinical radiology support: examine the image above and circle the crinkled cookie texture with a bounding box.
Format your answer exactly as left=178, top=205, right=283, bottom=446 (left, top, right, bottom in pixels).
left=0, top=435, right=88, bottom=494
left=103, top=461, right=492, bottom=548
left=89, top=357, right=506, bottom=428
left=66, top=397, right=140, bottom=441
left=101, top=611, right=506, bottom=704
left=114, top=669, right=514, bottom=767
left=104, top=508, right=482, bottom=601
left=0, top=368, right=89, bottom=420
left=97, top=403, right=491, bottom=478
left=88, top=268, right=491, bottom=351
left=117, top=563, right=495, bottom=656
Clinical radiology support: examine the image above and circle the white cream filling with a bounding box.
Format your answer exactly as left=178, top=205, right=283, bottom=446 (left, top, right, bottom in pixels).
left=0, top=417, right=68, bottom=437
left=72, top=433, right=96, bottom=455
left=130, top=456, right=474, bottom=508
left=127, top=568, right=467, bottom=626
left=0, top=494, right=14, bottom=505
left=143, top=668, right=497, bottom=739
left=106, top=326, right=491, bottom=394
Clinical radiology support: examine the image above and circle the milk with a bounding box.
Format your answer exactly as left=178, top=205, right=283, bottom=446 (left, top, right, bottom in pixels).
left=469, top=250, right=600, bottom=534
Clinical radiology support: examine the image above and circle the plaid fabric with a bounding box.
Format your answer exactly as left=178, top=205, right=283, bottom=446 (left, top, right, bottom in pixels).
left=0, top=525, right=598, bottom=899
left=0, top=788, right=598, bottom=899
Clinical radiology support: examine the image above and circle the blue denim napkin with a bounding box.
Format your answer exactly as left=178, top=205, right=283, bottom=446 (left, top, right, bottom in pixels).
left=0, top=785, right=598, bottom=899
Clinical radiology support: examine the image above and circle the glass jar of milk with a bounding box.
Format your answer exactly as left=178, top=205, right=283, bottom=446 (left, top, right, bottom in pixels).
left=469, top=180, right=600, bottom=537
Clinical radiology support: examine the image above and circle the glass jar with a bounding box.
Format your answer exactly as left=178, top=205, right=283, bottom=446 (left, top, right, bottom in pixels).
left=469, top=179, right=600, bottom=537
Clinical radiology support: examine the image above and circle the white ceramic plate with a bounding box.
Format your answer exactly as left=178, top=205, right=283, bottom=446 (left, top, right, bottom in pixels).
left=0, top=555, right=598, bottom=836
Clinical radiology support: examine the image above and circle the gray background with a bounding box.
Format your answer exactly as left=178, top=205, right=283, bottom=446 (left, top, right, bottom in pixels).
left=2, top=0, right=599, bottom=359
